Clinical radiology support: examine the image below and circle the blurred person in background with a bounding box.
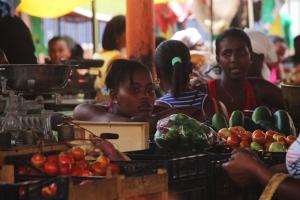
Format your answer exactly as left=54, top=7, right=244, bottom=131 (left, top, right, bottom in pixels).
left=0, top=1, right=36, bottom=64
left=171, top=28, right=212, bottom=87
left=46, top=36, right=74, bottom=64
left=283, top=35, right=300, bottom=69
left=244, top=29, right=278, bottom=82
left=269, top=35, right=288, bottom=84
left=93, top=15, right=126, bottom=102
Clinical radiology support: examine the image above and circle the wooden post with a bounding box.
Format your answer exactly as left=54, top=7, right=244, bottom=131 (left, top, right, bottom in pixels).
left=126, top=0, right=155, bottom=73
left=92, top=0, right=99, bottom=53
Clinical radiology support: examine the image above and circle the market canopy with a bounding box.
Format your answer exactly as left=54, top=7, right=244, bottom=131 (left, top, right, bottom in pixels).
left=16, top=0, right=187, bottom=19
left=16, top=0, right=92, bottom=18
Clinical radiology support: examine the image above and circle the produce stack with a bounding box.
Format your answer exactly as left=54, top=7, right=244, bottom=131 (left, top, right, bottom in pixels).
left=212, top=106, right=297, bottom=152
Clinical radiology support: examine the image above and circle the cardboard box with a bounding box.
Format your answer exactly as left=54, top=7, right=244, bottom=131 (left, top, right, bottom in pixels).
left=72, top=121, right=149, bottom=152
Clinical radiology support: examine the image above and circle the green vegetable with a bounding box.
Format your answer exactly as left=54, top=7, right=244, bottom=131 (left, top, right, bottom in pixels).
left=250, top=141, right=263, bottom=151
left=212, top=112, right=228, bottom=131
left=273, top=110, right=296, bottom=136
left=154, top=113, right=214, bottom=152
left=252, top=106, right=272, bottom=123
left=229, top=110, right=244, bottom=127
left=256, top=120, right=279, bottom=132
left=244, top=116, right=260, bottom=132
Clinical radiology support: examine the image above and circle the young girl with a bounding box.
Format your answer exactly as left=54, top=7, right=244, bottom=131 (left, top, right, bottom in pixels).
left=155, top=40, right=226, bottom=121
left=74, top=59, right=155, bottom=122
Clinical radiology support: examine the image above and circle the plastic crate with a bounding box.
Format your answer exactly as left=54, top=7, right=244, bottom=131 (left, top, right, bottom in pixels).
left=124, top=148, right=211, bottom=200
left=0, top=176, right=69, bottom=200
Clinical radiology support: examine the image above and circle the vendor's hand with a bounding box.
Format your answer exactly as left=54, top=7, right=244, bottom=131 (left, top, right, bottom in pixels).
left=92, top=138, right=125, bottom=161
left=222, top=149, right=264, bottom=187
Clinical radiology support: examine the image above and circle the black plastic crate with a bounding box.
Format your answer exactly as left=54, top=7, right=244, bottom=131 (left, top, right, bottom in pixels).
left=124, top=148, right=211, bottom=200
left=126, top=148, right=211, bottom=180
left=6, top=175, right=105, bottom=200
left=0, top=176, right=69, bottom=200
left=258, top=152, right=286, bottom=166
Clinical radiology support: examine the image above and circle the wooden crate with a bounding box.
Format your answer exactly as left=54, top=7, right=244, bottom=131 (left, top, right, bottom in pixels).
left=0, top=165, right=14, bottom=183
left=69, top=173, right=168, bottom=200
left=69, top=178, right=118, bottom=200
left=72, top=121, right=149, bottom=152
left=0, top=144, right=69, bottom=165
left=118, top=173, right=168, bottom=200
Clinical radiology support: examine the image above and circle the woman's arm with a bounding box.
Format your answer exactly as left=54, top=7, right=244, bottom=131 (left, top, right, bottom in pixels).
left=223, top=150, right=300, bottom=200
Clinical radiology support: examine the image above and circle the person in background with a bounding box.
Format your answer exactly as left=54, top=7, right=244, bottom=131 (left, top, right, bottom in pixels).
left=93, top=15, right=126, bottom=102
left=155, top=40, right=227, bottom=121
left=46, top=36, right=74, bottom=64
left=74, top=59, right=155, bottom=122
left=171, top=28, right=206, bottom=51
left=283, top=35, right=300, bottom=69
left=0, top=1, right=36, bottom=64
left=223, top=133, right=300, bottom=200
left=200, top=28, right=283, bottom=114
left=71, top=43, right=84, bottom=59
left=244, top=29, right=278, bottom=81
left=269, top=35, right=288, bottom=84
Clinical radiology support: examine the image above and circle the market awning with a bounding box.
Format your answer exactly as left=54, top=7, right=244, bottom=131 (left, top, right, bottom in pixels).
left=16, top=0, right=92, bottom=18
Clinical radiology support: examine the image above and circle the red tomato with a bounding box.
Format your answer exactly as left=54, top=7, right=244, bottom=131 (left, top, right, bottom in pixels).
left=252, top=130, right=266, bottom=144
left=229, top=126, right=245, bottom=136
left=71, top=167, right=83, bottom=176
left=41, top=183, right=57, bottom=197
left=96, top=155, right=109, bottom=168
left=273, top=133, right=284, bottom=141
left=47, top=155, right=58, bottom=163
left=44, top=161, right=59, bottom=176
left=75, top=160, right=89, bottom=170
left=240, top=140, right=250, bottom=148
left=31, top=154, right=46, bottom=168
left=238, top=131, right=252, bottom=141
left=81, top=170, right=93, bottom=176
left=59, top=163, right=72, bottom=175
left=218, top=128, right=231, bottom=139
left=58, top=153, right=74, bottom=166
left=286, top=135, right=296, bottom=145
left=90, top=162, right=107, bottom=176
left=265, top=130, right=278, bottom=141
left=277, top=136, right=287, bottom=146
left=227, top=135, right=240, bottom=148
left=71, top=147, right=85, bottom=161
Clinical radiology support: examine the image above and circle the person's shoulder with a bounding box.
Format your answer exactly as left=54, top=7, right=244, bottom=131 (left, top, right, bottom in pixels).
left=248, top=77, right=275, bottom=86
left=248, top=78, right=281, bottom=92
left=191, top=82, right=208, bottom=93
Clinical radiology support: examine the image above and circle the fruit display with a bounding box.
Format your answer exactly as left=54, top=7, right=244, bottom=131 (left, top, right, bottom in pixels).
left=218, top=126, right=296, bottom=152
left=154, top=113, right=217, bottom=151
left=23, top=146, right=120, bottom=177
left=212, top=106, right=297, bottom=135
